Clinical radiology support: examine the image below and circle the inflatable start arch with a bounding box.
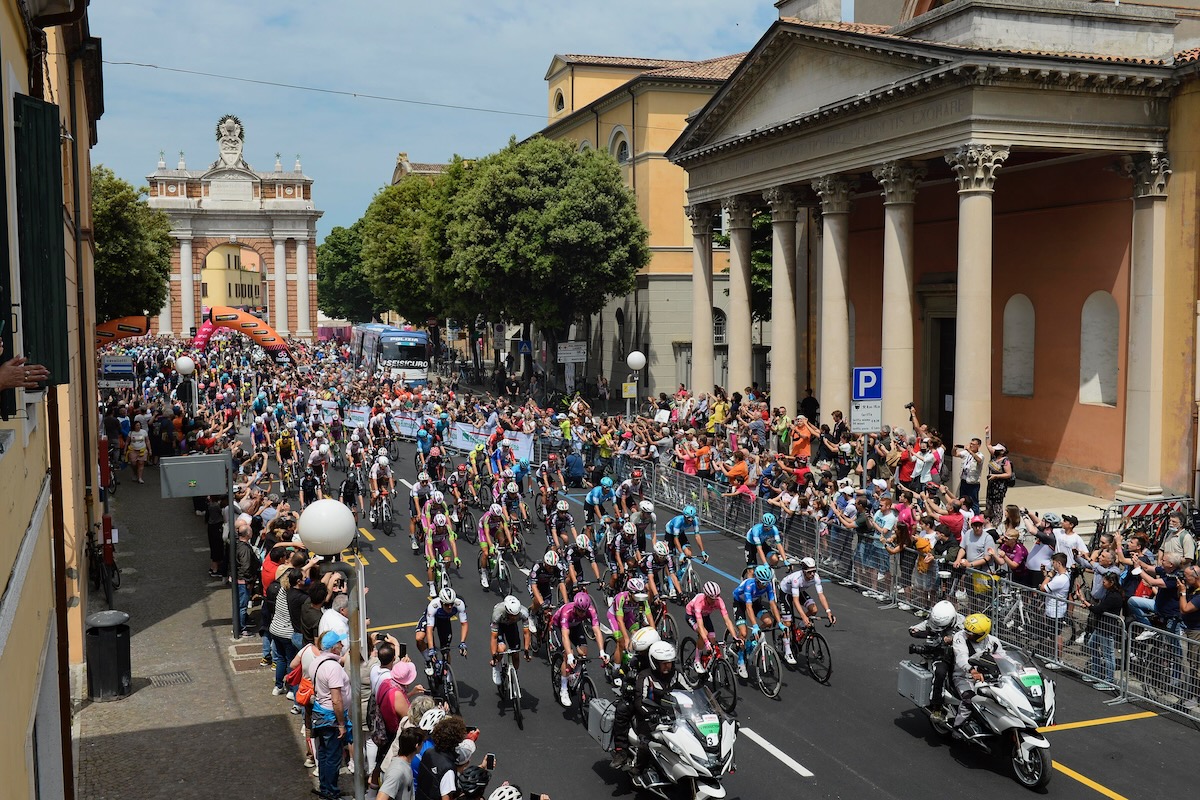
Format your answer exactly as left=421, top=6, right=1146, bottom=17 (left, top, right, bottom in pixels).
left=95, top=315, right=151, bottom=347
left=96, top=307, right=291, bottom=362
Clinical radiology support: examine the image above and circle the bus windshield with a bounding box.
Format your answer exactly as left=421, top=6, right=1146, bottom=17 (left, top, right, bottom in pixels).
left=379, top=340, right=428, bottom=371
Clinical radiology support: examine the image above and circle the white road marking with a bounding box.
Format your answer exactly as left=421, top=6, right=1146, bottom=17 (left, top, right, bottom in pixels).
left=399, top=478, right=414, bottom=489
left=519, top=567, right=531, bottom=576
left=740, top=727, right=815, bottom=777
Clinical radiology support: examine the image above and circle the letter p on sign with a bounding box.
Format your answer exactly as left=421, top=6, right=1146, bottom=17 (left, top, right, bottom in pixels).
left=852, top=367, right=883, bottom=401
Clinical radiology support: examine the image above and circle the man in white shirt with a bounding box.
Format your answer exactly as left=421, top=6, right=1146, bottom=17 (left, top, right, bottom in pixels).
left=1039, top=553, right=1071, bottom=669
left=319, top=593, right=351, bottom=642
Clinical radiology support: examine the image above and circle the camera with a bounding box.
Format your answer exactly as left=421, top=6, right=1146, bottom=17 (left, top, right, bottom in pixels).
left=909, top=640, right=944, bottom=658
left=904, top=402, right=915, bottom=410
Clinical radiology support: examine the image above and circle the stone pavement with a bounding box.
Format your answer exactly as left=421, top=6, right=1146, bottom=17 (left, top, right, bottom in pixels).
left=1006, top=479, right=1110, bottom=527
left=76, top=466, right=315, bottom=800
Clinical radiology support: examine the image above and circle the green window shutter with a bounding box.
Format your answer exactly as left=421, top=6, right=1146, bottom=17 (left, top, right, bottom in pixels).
left=14, top=93, right=68, bottom=386
left=0, top=92, right=11, bottom=419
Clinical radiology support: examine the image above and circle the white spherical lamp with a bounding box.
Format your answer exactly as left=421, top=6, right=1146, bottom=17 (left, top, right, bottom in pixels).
left=626, top=350, right=647, bottom=372
left=175, top=355, right=195, bottom=376
left=297, top=499, right=357, bottom=556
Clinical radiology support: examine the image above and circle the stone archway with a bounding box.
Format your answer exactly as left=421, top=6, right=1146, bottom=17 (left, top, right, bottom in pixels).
left=147, top=115, right=323, bottom=339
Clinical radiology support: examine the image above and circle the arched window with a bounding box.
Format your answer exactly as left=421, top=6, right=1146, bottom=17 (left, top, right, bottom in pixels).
left=713, top=308, right=727, bottom=345
left=554, top=91, right=565, bottom=113
left=578, top=140, right=592, bottom=152
left=1002, top=294, right=1035, bottom=396
left=609, top=126, right=631, bottom=164
left=1079, top=290, right=1119, bottom=406
left=615, top=139, right=630, bottom=164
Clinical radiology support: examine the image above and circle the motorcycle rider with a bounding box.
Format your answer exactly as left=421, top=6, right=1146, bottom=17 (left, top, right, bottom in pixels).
left=950, top=613, right=1007, bottom=735
left=609, top=627, right=662, bottom=771
left=907, top=599, right=962, bottom=722
left=631, top=641, right=682, bottom=779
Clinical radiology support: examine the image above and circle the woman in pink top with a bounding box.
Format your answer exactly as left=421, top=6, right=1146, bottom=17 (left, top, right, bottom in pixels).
left=676, top=441, right=698, bottom=476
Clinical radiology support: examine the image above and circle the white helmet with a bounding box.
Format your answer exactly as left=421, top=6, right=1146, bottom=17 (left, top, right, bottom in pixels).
left=287, top=420, right=297, bottom=429
left=648, top=640, right=677, bottom=670
left=489, top=503, right=503, bottom=515
left=653, top=541, right=670, bottom=558
left=639, top=500, right=655, bottom=514
left=434, top=513, right=448, bottom=527
left=487, top=787, right=523, bottom=800
left=631, top=626, right=661, bottom=653
left=377, top=446, right=387, bottom=456
left=575, top=534, right=590, bottom=550
left=800, top=556, right=817, bottom=571
left=503, top=595, right=522, bottom=616
left=621, top=522, right=636, bottom=537
left=419, top=708, right=447, bottom=732
left=929, top=600, right=958, bottom=631
left=438, top=587, right=457, bottom=605
left=503, top=468, right=514, bottom=479
left=556, top=500, right=569, bottom=512
left=418, top=471, right=430, bottom=482
left=499, top=440, right=511, bottom=449
left=319, top=443, right=329, bottom=455
left=431, top=490, right=445, bottom=504
left=542, top=550, right=559, bottom=567
left=506, top=482, right=519, bottom=494
left=377, top=455, right=389, bottom=467
left=350, top=433, right=360, bottom=442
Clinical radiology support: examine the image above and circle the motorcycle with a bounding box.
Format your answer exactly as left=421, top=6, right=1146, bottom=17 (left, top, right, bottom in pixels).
left=899, top=639, right=1055, bottom=790
left=587, top=688, right=736, bottom=800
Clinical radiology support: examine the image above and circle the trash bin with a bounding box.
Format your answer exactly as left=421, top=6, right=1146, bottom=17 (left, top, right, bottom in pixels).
left=86, top=610, right=131, bottom=701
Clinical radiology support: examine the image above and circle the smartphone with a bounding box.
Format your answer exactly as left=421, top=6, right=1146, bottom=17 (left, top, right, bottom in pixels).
left=485, top=752, right=496, bottom=770
left=466, top=726, right=479, bottom=735
left=398, top=642, right=408, bottom=659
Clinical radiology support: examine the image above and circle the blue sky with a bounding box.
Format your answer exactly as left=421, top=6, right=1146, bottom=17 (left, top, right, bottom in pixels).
left=90, top=1, right=777, bottom=242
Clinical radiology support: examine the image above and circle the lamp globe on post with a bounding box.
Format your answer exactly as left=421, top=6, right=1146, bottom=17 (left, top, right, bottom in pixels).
left=174, top=355, right=195, bottom=377
left=625, top=350, right=646, bottom=419
left=297, top=498, right=357, bottom=555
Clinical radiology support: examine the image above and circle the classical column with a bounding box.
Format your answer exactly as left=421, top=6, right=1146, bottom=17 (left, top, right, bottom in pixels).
left=723, top=197, right=754, bottom=393
left=685, top=204, right=715, bottom=394
left=158, top=278, right=174, bottom=336
left=812, top=175, right=856, bottom=417
left=945, top=143, right=1009, bottom=462
left=764, top=187, right=799, bottom=415
left=296, top=236, right=312, bottom=337
left=873, top=161, right=926, bottom=424
left=273, top=237, right=290, bottom=335
left=1117, top=153, right=1171, bottom=499
left=794, top=207, right=812, bottom=392
left=178, top=236, right=195, bottom=335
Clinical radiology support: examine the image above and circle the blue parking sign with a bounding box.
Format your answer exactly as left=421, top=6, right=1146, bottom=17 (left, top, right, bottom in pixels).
left=852, top=367, right=882, bottom=401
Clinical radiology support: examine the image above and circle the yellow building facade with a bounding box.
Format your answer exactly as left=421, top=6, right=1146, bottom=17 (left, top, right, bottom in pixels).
left=201, top=242, right=264, bottom=309
left=0, top=2, right=104, bottom=798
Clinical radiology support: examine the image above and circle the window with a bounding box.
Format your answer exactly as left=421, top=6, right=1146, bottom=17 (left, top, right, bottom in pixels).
left=713, top=309, right=727, bottom=345
left=712, top=210, right=724, bottom=237
left=554, top=91, right=565, bottom=113
left=201, top=282, right=208, bottom=297
left=609, top=127, right=631, bottom=164
left=578, top=140, right=592, bottom=152
left=1002, top=294, right=1035, bottom=396
left=616, top=139, right=630, bottom=164
left=1079, top=290, right=1119, bottom=406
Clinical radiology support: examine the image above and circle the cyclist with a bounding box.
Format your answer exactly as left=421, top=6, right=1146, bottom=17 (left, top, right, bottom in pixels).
left=415, top=586, right=468, bottom=667
left=369, top=455, right=396, bottom=529
left=685, top=581, right=739, bottom=672
left=536, top=453, right=566, bottom=515
left=369, top=409, right=391, bottom=451
left=512, top=457, right=532, bottom=496
left=446, top=463, right=470, bottom=510
left=528, top=550, right=569, bottom=634
left=274, top=421, right=298, bottom=472
left=414, top=428, right=433, bottom=470
left=422, top=490, right=451, bottom=538
left=616, top=468, right=646, bottom=518
left=467, top=444, right=488, bottom=491
left=498, top=481, right=529, bottom=530
left=732, top=564, right=783, bottom=678
left=489, top=439, right=515, bottom=478
left=607, top=576, right=654, bottom=678
left=337, top=468, right=363, bottom=521
left=629, top=500, right=657, bottom=554
left=435, top=411, right=452, bottom=444
left=664, top=505, right=709, bottom=563
left=424, top=512, right=460, bottom=597
left=550, top=592, right=607, bottom=706
left=249, top=415, right=271, bottom=452
left=489, top=594, right=532, bottom=687
left=477, top=503, right=512, bottom=589
left=425, top=445, right=446, bottom=483
left=644, top=541, right=683, bottom=602
left=609, top=522, right=642, bottom=593
left=585, top=477, right=616, bottom=527
left=565, top=533, right=603, bottom=586
left=778, top=556, right=837, bottom=665
left=306, top=442, right=331, bottom=488
left=745, top=512, right=790, bottom=568
left=299, top=466, right=323, bottom=510
left=346, top=433, right=367, bottom=475
left=547, top=499, right=578, bottom=552
left=408, top=471, right=434, bottom=553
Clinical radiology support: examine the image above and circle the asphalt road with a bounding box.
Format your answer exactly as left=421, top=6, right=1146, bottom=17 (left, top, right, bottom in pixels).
left=324, top=438, right=1190, bottom=800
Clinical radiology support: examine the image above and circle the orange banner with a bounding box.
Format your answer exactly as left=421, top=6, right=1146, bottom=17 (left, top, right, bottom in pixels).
left=94, top=315, right=150, bottom=346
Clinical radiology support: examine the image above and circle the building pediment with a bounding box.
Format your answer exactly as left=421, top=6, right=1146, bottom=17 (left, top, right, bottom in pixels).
left=201, top=166, right=259, bottom=184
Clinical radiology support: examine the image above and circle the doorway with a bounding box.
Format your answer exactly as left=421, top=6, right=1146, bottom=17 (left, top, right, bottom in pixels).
left=922, top=315, right=956, bottom=439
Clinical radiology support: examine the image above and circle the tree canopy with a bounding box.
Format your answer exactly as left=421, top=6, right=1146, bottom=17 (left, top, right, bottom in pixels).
left=316, top=220, right=381, bottom=323
left=359, top=175, right=441, bottom=324
left=91, top=165, right=172, bottom=321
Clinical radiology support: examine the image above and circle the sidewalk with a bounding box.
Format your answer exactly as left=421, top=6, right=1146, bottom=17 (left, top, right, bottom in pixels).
left=1006, top=479, right=1109, bottom=527
left=76, top=467, right=314, bottom=800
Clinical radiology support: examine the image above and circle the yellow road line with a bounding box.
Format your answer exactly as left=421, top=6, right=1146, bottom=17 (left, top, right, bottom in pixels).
left=379, top=547, right=398, bottom=563
left=405, top=573, right=422, bottom=588
left=1052, top=761, right=1130, bottom=800
left=1038, top=711, right=1157, bottom=733
left=342, top=551, right=368, bottom=566
left=367, top=621, right=418, bottom=632
left=359, top=527, right=375, bottom=542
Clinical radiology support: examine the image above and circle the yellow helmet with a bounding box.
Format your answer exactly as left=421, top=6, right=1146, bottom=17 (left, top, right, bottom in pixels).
left=473, top=444, right=485, bottom=454
left=964, top=613, right=991, bottom=639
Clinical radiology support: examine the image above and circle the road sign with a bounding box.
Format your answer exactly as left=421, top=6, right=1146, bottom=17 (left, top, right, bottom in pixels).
left=622, top=381, right=638, bottom=399
left=852, top=367, right=882, bottom=401
left=558, top=341, right=586, bottom=364
left=98, top=355, right=135, bottom=389
left=518, top=340, right=532, bottom=355
left=850, top=400, right=882, bottom=433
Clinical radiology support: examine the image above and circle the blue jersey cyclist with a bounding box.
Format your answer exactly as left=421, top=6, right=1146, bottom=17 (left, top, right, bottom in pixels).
left=585, top=477, right=616, bottom=525
left=745, top=512, right=790, bottom=567
left=664, top=505, right=709, bottom=563
left=732, top=564, right=783, bottom=678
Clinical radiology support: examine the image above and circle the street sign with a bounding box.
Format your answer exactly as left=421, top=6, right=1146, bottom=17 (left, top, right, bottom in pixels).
left=558, top=341, right=586, bottom=364
left=622, top=381, right=638, bottom=399
left=851, top=366, right=882, bottom=432
left=518, top=340, right=532, bottom=355
left=98, top=355, right=135, bottom=389
left=852, top=367, right=883, bottom=401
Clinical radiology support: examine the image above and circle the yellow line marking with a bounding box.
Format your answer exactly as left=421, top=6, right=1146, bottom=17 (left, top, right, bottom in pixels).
left=405, top=573, right=422, bottom=588
left=1052, top=761, right=1130, bottom=800
left=1038, top=711, right=1157, bottom=733
left=379, top=547, right=398, bottom=563
left=359, top=527, right=375, bottom=542
left=367, top=621, right=418, bottom=632
left=342, top=551, right=368, bottom=567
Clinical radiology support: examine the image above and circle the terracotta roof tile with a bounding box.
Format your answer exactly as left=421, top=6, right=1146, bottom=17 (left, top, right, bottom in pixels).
left=1176, top=47, right=1200, bottom=64
left=407, top=163, right=447, bottom=173
left=558, top=54, right=691, bottom=70
left=778, top=18, right=892, bottom=35
left=644, top=53, right=747, bottom=81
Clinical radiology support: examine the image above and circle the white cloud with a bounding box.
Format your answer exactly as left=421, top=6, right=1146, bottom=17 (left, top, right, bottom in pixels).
left=89, top=1, right=773, bottom=239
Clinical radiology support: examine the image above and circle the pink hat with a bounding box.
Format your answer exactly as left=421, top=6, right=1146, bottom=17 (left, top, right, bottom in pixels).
left=970, top=514, right=986, bottom=525
left=391, top=660, right=417, bottom=686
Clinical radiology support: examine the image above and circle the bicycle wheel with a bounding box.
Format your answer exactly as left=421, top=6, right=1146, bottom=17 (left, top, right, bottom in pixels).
left=495, top=558, right=512, bottom=597
left=803, top=631, right=833, bottom=684
left=549, top=651, right=564, bottom=695
left=459, top=510, right=477, bottom=544
left=681, top=565, right=698, bottom=598
left=711, top=658, right=738, bottom=713
left=678, top=636, right=700, bottom=689
left=756, top=641, right=783, bottom=699
left=109, top=563, right=122, bottom=589
left=88, top=547, right=102, bottom=591
left=381, top=503, right=394, bottom=536
left=413, top=451, right=422, bottom=473
left=509, top=664, right=523, bottom=729
left=577, top=675, right=598, bottom=723
left=101, top=561, right=115, bottom=609
left=656, top=608, right=678, bottom=644
left=510, top=527, right=529, bottom=568
left=443, top=664, right=461, bottom=715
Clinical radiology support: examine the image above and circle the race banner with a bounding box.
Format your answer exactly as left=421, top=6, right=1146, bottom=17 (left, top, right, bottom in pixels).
left=347, top=405, right=370, bottom=428
left=390, top=410, right=427, bottom=439
left=449, top=423, right=534, bottom=462
left=320, top=400, right=340, bottom=424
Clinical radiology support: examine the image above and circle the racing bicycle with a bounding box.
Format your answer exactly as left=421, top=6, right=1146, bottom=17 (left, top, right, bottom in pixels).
left=678, top=633, right=739, bottom=713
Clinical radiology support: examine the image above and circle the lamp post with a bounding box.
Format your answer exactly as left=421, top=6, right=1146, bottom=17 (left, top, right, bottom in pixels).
left=174, top=355, right=198, bottom=419
left=626, top=350, right=646, bottom=420
left=298, top=500, right=366, bottom=800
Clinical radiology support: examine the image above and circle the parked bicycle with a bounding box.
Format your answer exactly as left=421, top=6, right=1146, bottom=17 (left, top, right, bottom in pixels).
left=86, top=524, right=121, bottom=609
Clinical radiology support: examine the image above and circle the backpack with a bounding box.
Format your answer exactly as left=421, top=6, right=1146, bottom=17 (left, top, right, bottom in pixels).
left=367, top=682, right=391, bottom=746
left=936, top=450, right=951, bottom=486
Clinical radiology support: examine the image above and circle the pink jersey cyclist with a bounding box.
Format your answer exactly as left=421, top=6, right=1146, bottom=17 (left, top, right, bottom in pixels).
left=685, top=593, right=729, bottom=631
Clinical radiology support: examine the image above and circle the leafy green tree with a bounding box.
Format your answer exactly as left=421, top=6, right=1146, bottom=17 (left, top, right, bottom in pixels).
left=715, top=210, right=773, bottom=321
left=445, top=137, right=648, bottom=379
left=316, top=220, right=381, bottom=323
left=91, top=165, right=172, bottom=321
left=360, top=176, right=441, bottom=324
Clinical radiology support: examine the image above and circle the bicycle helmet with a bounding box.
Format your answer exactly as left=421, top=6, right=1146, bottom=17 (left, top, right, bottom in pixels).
left=503, top=595, right=522, bottom=616
left=964, top=613, right=992, bottom=641
left=682, top=505, right=697, bottom=518
left=418, top=471, right=430, bottom=482
left=499, top=440, right=511, bottom=449
left=929, top=600, right=958, bottom=631
left=631, top=626, right=661, bottom=653
left=639, top=500, right=655, bottom=514
left=473, top=444, right=485, bottom=454
left=419, top=708, right=447, bottom=731
left=487, top=787, right=523, bottom=800
left=438, top=587, right=457, bottom=605
left=417, top=429, right=429, bottom=439
left=519, top=458, right=529, bottom=469
left=350, top=433, right=360, bottom=442
left=762, top=512, right=777, bottom=527
left=754, top=565, right=773, bottom=584
left=631, top=468, right=643, bottom=479
left=556, top=500, right=569, bottom=512
left=648, top=641, right=677, bottom=671
left=440, top=412, right=449, bottom=420
left=430, top=446, right=441, bottom=458
left=503, top=468, right=514, bottom=479
left=542, top=550, right=559, bottom=567
left=305, top=466, right=314, bottom=476
left=431, top=490, right=445, bottom=504
left=506, top=482, right=519, bottom=494
left=573, top=592, right=593, bottom=611
left=319, top=444, right=329, bottom=455
left=600, top=477, right=614, bottom=489
left=489, top=503, right=504, bottom=516
left=457, top=463, right=468, bottom=472
left=377, top=456, right=390, bottom=467
left=434, top=513, right=448, bottom=527
left=621, top=522, right=636, bottom=538
left=377, top=447, right=388, bottom=457
left=702, top=581, right=722, bottom=598
left=653, top=541, right=670, bottom=558
left=575, top=534, right=590, bottom=550
left=458, top=766, right=491, bottom=797
left=627, top=577, right=647, bottom=600
left=548, top=452, right=558, bottom=462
